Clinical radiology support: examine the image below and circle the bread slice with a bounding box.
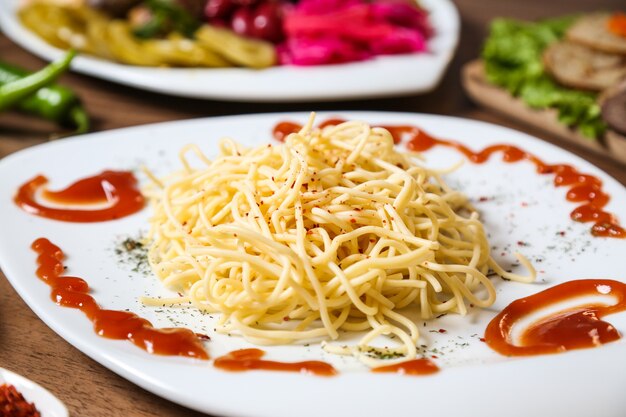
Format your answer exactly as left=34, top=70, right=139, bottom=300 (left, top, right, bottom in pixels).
left=600, top=79, right=626, bottom=136
left=543, top=41, right=626, bottom=91
left=461, top=60, right=626, bottom=165
left=567, top=13, right=626, bottom=55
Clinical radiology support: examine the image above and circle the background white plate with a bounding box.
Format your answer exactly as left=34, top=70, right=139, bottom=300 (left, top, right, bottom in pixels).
left=0, top=367, right=68, bottom=417
left=0, top=112, right=625, bottom=417
left=0, top=0, right=459, bottom=102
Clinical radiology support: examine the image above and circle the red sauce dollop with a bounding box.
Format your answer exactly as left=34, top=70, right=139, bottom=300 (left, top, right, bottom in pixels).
left=0, top=384, right=41, bottom=417
left=214, top=348, right=336, bottom=376
left=32, top=238, right=208, bottom=359
left=371, top=358, right=439, bottom=376
left=15, top=171, right=144, bottom=222
left=485, top=279, right=626, bottom=356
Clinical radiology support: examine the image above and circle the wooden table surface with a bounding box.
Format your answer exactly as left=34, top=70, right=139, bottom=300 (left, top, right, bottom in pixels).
left=1, top=1, right=624, bottom=416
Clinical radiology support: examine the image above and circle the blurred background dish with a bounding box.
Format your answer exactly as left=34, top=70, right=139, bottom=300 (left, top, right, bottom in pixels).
left=463, top=12, right=626, bottom=165
left=0, top=0, right=459, bottom=101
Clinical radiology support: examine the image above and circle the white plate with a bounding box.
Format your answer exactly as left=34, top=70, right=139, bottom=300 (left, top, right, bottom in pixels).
left=0, top=367, right=68, bottom=417
left=0, top=112, right=625, bottom=417
left=0, top=0, right=459, bottom=102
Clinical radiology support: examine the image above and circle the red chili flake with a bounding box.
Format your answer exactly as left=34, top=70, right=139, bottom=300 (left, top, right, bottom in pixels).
left=431, top=355, right=438, bottom=359
left=520, top=202, right=528, bottom=207
left=350, top=218, right=357, bottom=223
left=283, top=316, right=290, bottom=321
left=0, top=384, right=41, bottom=417
left=516, top=241, right=527, bottom=246
left=558, top=231, right=566, bottom=237
left=196, top=333, right=211, bottom=341
left=540, top=270, right=545, bottom=274
left=500, top=252, right=506, bottom=257
left=438, top=329, right=447, bottom=334
left=479, top=337, right=486, bottom=342
left=478, top=196, right=490, bottom=202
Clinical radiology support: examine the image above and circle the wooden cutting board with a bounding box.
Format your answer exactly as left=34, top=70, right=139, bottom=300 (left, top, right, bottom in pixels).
left=462, top=59, right=626, bottom=165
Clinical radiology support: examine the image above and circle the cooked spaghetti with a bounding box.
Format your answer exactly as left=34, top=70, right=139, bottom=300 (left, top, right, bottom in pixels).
left=143, top=115, right=535, bottom=365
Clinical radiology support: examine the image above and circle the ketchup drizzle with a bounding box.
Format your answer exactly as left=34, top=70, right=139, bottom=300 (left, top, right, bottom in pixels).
left=15, top=171, right=144, bottom=222
left=371, top=358, right=439, bottom=376
left=32, top=238, right=209, bottom=359
left=272, top=120, right=624, bottom=238
left=485, top=279, right=626, bottom=356
left=214, top=348, right=336, bottom=376
left=405, top=128, right=624, bottom=238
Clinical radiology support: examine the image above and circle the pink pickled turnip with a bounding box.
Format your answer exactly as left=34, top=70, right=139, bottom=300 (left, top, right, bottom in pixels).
left=370, top=3, right=433, bottom=36
left=279, top=0, right=433, bottom=66
left=369, top=29, right=427, bottom=55
left=278, top=37, right=370, bottom=65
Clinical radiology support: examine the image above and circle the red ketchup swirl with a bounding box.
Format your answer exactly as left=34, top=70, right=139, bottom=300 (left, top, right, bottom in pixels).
left=32, top=238, right=209, bottom=359
left=271, top=120, right=625, bottom=238
left=214, top=348, right=337, bottom=376
left=405, top=128, right=624, bottom=238
left=15, top=171, right=144, bottom=222
left=371, top=358, right=439, bottom=376
left=485, top=279, right=626, bottom=356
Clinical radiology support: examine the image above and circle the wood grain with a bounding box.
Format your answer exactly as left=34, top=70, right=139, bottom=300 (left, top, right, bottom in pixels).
left=1, top=1, right=625, bottom=416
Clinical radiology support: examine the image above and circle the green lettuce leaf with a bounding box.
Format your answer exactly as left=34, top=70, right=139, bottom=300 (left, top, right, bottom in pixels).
left=482, top=16, right=606, bottom=140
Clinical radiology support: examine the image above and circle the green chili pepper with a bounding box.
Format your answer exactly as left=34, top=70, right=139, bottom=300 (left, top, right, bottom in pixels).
left=0, top=51, right=90, bottom=134
left=0, top=50, right=75, bottom=111
left=133, top=0, right=200, bottom=39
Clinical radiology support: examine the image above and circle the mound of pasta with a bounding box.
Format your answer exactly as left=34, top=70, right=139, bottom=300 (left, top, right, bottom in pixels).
left=144, top=116, right=534, bottom=364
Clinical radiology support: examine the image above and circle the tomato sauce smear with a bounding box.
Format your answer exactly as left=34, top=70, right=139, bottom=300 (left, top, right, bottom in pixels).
left=214, top=348, right=336, bottom=376
left=31, top=238, right=208, bottom=359
left=15, top=171, right=144, bottom=222
left=485, top=279, right=626, bottom=356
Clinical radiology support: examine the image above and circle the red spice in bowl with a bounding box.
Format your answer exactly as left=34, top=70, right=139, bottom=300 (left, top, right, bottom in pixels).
left=0, top=384, right=41, bottom=417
